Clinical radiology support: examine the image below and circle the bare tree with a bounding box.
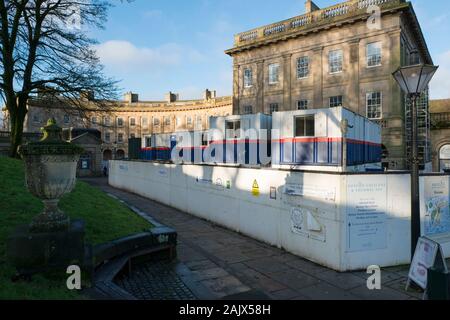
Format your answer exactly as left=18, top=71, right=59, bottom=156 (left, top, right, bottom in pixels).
left=0, top=0, right=122, bottom=157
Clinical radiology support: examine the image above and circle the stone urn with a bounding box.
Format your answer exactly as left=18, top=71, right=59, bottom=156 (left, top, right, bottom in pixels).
left=18, top=118, right=83, bottom=233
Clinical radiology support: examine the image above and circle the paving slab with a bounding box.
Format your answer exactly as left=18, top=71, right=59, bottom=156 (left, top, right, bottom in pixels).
left=266, top=269, right=320, bottom=291
left=349, top=284, right=412, bottom=300
left=314, top=270, right=366, bottom=290
left=297, top=282, right=361, bottom=300
left=244, top=257, right=293, bottom=274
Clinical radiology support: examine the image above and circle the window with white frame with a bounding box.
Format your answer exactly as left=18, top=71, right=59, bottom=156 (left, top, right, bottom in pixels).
left=145, top=136, right=152, bottom=148
left=269, top=103, right=279, bottom=114
left=367, top=42, right=382, bottom=67
left=104, top=116, right=111, bottom=126
left=329, top=95, right=343, bottom=108
left=244, top=68, right=253, bottom=88
left=366, top=92, right=382, bottom=119
left=268, top=63, right=280, bottom=84
left=243, top=105, right=253, bottom=115
left=297, top=56, right=309, bottom=79
left=295, top=115, right=315, bottom=137
left=297, top=100, right=308, bottom=110
left=196, top=116, right=202, bottom=130
left=201, top=133, right=209, bottom=146
left=329, top=50, right=343, bottom=74
left=117, top=118, right=124, bottom=127
left=225, top=120, right=241, bottom=139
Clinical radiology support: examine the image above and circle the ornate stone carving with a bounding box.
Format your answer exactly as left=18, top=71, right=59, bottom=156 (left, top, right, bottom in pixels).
left=18, top=118, right=83, bottom=232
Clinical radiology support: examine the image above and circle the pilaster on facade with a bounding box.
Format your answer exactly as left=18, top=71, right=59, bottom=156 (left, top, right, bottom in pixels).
left=233, top=64, right=240, bottom=115
left=282, top=53, right=293, bottom=112
left=256, top=60, right=265, bottom=114
left=312, top=46, right=324, bottom=109
left=348, top=38, right=360, bottom=114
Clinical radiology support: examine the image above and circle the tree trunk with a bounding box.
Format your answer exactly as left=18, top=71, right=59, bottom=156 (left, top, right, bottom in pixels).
left=8, top=100, right=27, bottom=159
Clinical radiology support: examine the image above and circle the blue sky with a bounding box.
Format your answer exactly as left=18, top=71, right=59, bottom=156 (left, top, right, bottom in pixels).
left=92, top=0, right=450, bottom=101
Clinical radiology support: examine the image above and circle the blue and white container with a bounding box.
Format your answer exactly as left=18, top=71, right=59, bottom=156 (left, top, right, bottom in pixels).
left=140, top=133, right=174, bottom=161
left=208, top=113, right=272, bottom=165
left=271, top=107, right=382, bottom=172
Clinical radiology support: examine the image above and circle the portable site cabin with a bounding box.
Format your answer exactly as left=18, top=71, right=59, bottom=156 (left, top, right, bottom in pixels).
left=271, top=107, right=382, bottom=172
left=140, top=133, right=174, bottom=161
left=208, top=113, right=272, bottom=165
left=172, top=131, right=210, bottom=163
left=141, top=131, right=210, bottom=163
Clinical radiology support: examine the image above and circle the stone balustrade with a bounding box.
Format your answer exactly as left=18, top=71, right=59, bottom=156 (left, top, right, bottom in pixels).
left=232, top=0, right=404, bottom=47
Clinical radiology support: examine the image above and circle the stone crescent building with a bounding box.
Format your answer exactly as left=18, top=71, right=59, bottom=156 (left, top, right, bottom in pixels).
left=225, top=0, right=433, bottom=170
left=2, top=90, right=232, bottom=174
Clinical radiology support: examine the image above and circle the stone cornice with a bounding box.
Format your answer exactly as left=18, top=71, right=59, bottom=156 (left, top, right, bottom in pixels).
left=27, top=96, right=233, bottom=114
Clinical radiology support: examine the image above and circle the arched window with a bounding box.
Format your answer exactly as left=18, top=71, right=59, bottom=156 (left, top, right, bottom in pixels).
left=440, top=145, right=450, bottom=160
left=439, top=144, right=450, bottom=172
left=103, top=149, right=112, bottom=161
left=116, top=149, right=125, bottom=160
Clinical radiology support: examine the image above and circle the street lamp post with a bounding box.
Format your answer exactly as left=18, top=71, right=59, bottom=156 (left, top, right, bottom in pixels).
left=392, top=63, right=438, bottom=260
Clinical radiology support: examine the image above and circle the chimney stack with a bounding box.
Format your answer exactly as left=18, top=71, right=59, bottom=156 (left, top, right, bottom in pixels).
left=165, top=91, right=179, bottom=103
left=124, top=92, right=139, bottom=103
left=305, top=0, right=320, bottom=14
left=203, top=89, right=217, bottom=101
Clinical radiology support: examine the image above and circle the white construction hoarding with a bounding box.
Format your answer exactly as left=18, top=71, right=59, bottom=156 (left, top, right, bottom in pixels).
left=109, top=161, right=450, bottom=271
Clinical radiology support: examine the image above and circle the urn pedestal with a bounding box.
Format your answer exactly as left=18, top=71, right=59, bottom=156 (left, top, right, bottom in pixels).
left=6, top=119, right=91, bottom=275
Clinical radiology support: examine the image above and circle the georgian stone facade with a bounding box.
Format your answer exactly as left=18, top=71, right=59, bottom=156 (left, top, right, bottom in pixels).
left=430, top=99, right=450, bottom=172
left=14, top=90, right=232, bottom=160
left=225, top=0, right=433, bottom=170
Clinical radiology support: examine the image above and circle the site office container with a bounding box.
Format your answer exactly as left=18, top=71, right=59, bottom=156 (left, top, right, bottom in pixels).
left=173, top=131, right=210, bottom=163
left=271, top=107, right=382, bottom=172
left=208, top=113, right=272, bottom=166
left=140, top=133, right=174, bottom=161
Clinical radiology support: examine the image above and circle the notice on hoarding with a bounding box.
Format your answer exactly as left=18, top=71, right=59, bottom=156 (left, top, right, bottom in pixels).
left=346, top=176, right=387, bottom=252
left=421, top=177, right=450, bottom=236
left=284, top=184, right=336, bottom=202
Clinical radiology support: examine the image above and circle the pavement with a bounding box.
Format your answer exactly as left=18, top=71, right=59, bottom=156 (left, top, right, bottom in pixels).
left=84, top=177, right=436, bottom=300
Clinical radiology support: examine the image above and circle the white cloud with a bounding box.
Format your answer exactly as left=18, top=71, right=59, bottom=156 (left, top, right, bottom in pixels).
left=430, top=51, right=450, bottom=99
left=94, top=40, right=205, bottom=73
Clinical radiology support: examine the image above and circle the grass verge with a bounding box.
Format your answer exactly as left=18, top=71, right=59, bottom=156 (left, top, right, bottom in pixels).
left=0, top=156, right=152, bottom=299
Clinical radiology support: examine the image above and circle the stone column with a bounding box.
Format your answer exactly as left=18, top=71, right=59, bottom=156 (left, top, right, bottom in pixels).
left=387, top=30, right=406, bottom=169
left=312, top=46, right=323, bottom=109
left=348, top=38, right=360, bottom=114
left=256, top=60, right=265, bottom=114
left=232, top=64, right=240, bottom=115
left=283, top=53, right=292, bottom=111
